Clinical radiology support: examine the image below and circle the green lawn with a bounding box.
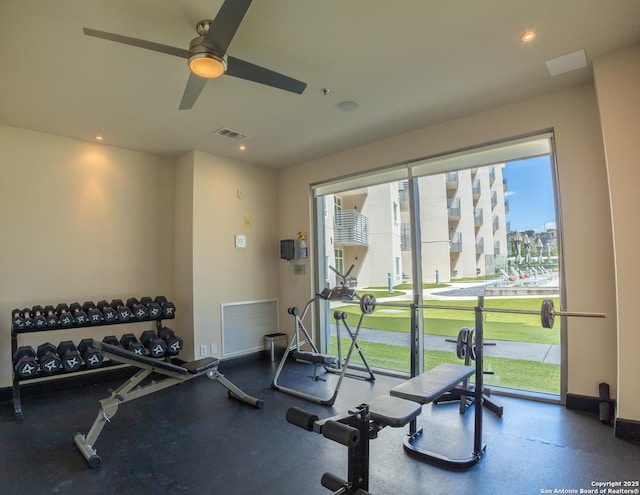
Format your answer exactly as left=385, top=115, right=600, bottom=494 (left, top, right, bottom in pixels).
left=329, top=337, right=560, bottom=394
left=328, top=294, right=561, bottom=394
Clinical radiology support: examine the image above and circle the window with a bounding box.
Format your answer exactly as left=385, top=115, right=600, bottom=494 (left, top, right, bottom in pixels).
left=312, top=133, right=562, bottom=398
left=334, top=248, right=344, bottom=278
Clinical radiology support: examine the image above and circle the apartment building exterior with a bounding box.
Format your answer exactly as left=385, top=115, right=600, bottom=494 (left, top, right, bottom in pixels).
left=323, top=164, right=509, bottom=288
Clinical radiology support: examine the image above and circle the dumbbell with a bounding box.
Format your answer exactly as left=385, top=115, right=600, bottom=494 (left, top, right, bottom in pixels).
left=82, top=301, right=103, bottom=325
left=55, top=303, right=75, bottom=327
left=140, top=296, right=163, bottom=320
left=154, top=296, right=176, bottom=318
left=111, top=299, right=133, bottom=321
left=43, top=305, right=59, bottom=327
left=13, top=346, right=38, bottom=378
left=31, top=305, right=48, bottom=329
left=37, top=342, right=62, bottom=374
left=69, top=303, right=90, bottom=326
left=11, top=308, right=25, bottom=329
left=57, top=341, right=83, bottom=372
left=120, top=333, right=145, bottom=355
left=140, top=330, right=167, bottom=358
left=101, top=335, right=123, bottom=363
left=158, top=327, right=183, bottom=356
left=126, top=298, right=149, bottom=320
left=19, top=308, right=34, bottom=329
left=97, top=300, right=118, bottom=323
left=78, top=338, right=104, bottom=368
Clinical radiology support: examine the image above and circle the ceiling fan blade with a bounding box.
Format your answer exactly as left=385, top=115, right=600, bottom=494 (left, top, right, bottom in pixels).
left=179, top=73, right=208, bottom=110
left=202, top=0, right=253, bottom=54
left=83, top=28, right=190, bottom=59
left=226, top=56, right=307, bottom=94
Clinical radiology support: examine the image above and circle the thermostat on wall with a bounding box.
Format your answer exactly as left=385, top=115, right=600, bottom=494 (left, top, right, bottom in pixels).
left=235, top=234, right=247, bottom=248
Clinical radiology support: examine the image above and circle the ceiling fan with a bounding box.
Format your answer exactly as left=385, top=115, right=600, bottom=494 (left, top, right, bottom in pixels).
left=83, top=0, right=307, bottom=110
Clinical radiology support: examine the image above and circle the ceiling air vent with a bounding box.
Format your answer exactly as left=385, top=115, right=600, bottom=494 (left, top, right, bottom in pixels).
left=214, top=127, right=249, bottom=140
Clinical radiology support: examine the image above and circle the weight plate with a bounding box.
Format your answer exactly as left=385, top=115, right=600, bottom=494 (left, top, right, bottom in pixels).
left=467, top=328, right=476, bottom=361
left=541, top=299, right=555, bottom=329
left=456, top=327, right=468, bottom=360
left=546, top=299, right=555, bottom=329
left=541, top=299, right=548, bottom=328
left=360, top=294, right=376, bottom=314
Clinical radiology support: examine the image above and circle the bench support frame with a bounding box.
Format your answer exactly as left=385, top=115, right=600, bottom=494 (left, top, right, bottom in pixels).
left=74, top=343, right=262, bottom=468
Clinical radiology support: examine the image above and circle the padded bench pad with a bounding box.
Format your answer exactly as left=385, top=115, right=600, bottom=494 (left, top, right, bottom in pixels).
left=183, top=357, right=220, bottom=375
left=94, top=341, right=219, bottom=376
left=293, top=350, right=337, bottom=366
left=390, top=363, right=474, bottom=405
left=368, top=395, right=422, bottom=428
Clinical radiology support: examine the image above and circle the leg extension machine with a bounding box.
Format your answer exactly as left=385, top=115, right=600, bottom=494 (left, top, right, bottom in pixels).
left=287, top=394, right=421, bottom=494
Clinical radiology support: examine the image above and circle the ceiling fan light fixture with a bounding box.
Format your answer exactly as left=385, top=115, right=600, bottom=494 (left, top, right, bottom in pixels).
left=188, top=51, right=227, bottom=78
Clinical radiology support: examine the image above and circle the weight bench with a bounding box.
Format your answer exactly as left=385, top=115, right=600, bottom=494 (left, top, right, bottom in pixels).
left=287, top=394, right=422, bottom=494
left=74, top=341, right=263, bottom=468
left=389, top=362, right=485, bottom=470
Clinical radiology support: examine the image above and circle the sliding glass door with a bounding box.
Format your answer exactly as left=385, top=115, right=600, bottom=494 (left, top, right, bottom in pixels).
left=313, top=134, right=562, bottom=396
left=317, top=183, right=412, bottom=374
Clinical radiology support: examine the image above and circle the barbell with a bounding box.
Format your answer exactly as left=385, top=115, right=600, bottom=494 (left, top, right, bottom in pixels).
left=356, top=294, right=605, bottom=329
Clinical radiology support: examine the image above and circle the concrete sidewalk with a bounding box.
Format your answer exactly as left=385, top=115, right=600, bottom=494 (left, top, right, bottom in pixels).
left=331, top=325, right=561, bottom=364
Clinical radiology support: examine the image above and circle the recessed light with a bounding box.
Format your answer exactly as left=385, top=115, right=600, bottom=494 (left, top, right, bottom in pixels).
left=93, top=135, right=104, bottom=141
left=239, top=144, right=246, bottom=151
left=521, top=31, right=536, bottom=42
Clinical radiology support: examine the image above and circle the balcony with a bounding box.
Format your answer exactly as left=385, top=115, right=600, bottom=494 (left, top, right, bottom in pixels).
left=492, top=215, right=499, bottom=232
left=491, top=191, right=498, bottom=208
left=472, top=179, right=481, bottom=199
left=503, top=178, right=508, bottom=192
left=447, top=198, right=461, bottom=220
left=474, top=208, right=483, bottom=227
left=401, top=223, right=411, bottom=250
left=494, top=241, right=500, bottom=254
left=334, top=209, right=369, bottom=246
left=504, top=199, right=510, bottom=213
left=398, top=180, right=410, bottom=209
left=450, top=233, right=462, bottom=253
left=489, top=166, right=496, bottom=185
left=476, top=237, right=485, bottom=254
left=446, top=172, right=459, bottom=189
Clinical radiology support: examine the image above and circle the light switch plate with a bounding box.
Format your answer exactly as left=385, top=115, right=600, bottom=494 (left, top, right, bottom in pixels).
left=235, top=234, right=247, bottom=248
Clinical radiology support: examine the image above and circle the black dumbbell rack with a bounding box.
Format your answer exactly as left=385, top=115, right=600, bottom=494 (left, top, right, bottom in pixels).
left=10, top=299, right=175, bottom=422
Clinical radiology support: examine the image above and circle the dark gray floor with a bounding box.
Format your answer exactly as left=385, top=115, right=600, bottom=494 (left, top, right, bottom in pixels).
left=1, top=358, right=638, bottom=495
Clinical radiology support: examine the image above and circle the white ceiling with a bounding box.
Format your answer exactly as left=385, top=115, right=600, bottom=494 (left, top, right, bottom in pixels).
left=1, top=0, right=639, bottom=169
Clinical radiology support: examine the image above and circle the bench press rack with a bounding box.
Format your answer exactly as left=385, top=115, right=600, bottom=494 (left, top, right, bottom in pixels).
left=74, top=341, right=263, bottom=468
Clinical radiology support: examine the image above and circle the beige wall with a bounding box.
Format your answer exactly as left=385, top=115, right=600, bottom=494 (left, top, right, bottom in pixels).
left=278, top=85, right=618, bottom=406
left=594, top=45, right=640, bottom=421
left=189, top=151, right=280, bottom=360
left=0, top=125, right=175, bottom=387
left=1, top=128, right=281, bottom=389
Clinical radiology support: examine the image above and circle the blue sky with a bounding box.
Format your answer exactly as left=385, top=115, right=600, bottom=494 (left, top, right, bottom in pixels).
left=502, top=155, right=556, bottom=232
